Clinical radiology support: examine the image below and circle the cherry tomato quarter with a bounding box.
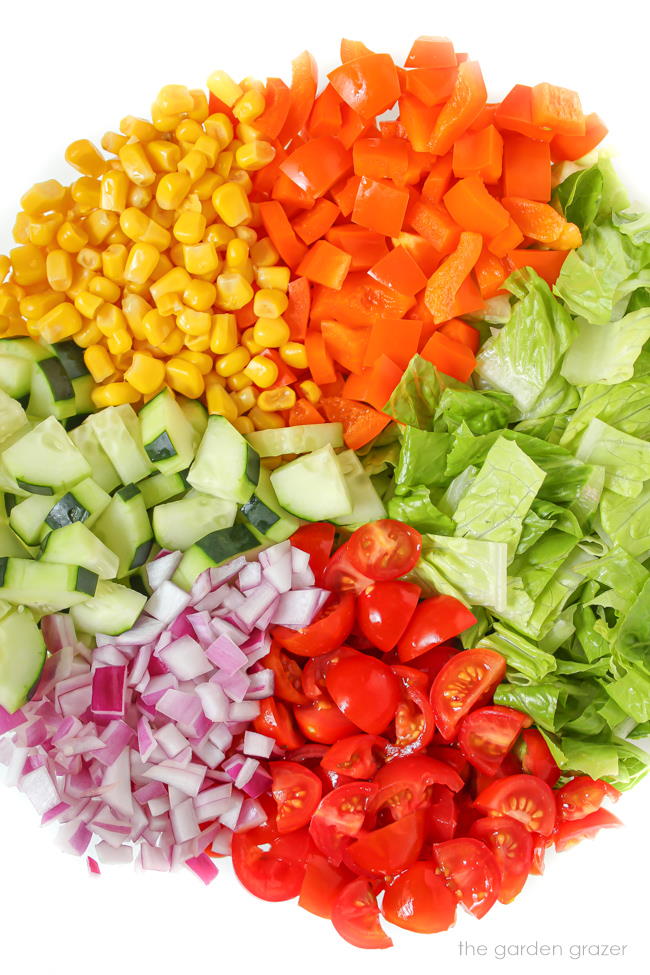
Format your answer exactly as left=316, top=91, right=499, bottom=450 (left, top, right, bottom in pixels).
left=556, top=776, right=620, bottom=822
left=321, top=734, right=387, bottom=779
left=357, top=581, right=421, bottom=651
left=475, top=773, right=556, bottom=836
left=270, top=761, right=323, bottom=833
left=326, top=653, right=401, bottom=734
left=554, top=808, right=622, bottom=852
left=345, top=809, right=426, bottom=876
left=263, top=641, right=308, bottom=705
left=371, top=754, right=464, bottom=820
left=301, top=645, right=361, bottom=699
left=290, top=522, right=336, bottom=583
left=433, top=837, right=501, bottom=918
left=232, top=814, right=313, bottom=901
left=299, top=854, right=354, bottom=919
left=458, top=705, right=531, bottom=776
left=293, top=694, right=360, bottom=744
left=331, top=878, right=393, bottom=950
left=274, top=591, right=355, bottom=657
left=470, top=815, right=533, bottom=903
left=253, top=697, right=303, bottom=750
left=347, top=519, right=422, bottom=581
left=430, top=648, right=507, bottom=739
left=382, top=861, right=458, bottom=934
left=309, top=781, right=378, bottom=865
left=518, top=728, right=561, bottom=786
left=398, top=594, right=477, bottom=662
left=321, top=540, right=375, bottom=595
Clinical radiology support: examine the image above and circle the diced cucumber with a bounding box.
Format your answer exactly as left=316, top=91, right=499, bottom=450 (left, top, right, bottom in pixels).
left=71, top=375, right=95, bottom=417
left=0, top=356, right=32, bottom=407
left=40, top=522, right=119, bottom=580
left=0, top=557, right=98, bottom=612
left=172, top=523, right=259, bottom=590
left=0, top=522, right=34, bottom=558
left=10, top=493, right=59, bottom=546
left=50, top=340, right=89, bottom=380
left=0, top=337, right=48, bottom=362
left=43, top=477, right=111, bottom=533
left=2, top=416, right=91, bottom=495
left=86, top=405, right=153, bottom=484
left=177, top=395, right=208, bottom=448
left=139, top=388, right=196, bottom=475
left=247, top=423, right=344, bottom=458
left=71, top=580, right=147, bottom=637
left=188, top=415, right=260, bottom=504
left=49, top=344, right=96, bottom=421
left=0, top=608, right=46, bottom=713
left=332, top=450, right=386, bottom=526
left=0, top=388, right=28, bottom=444
left=241, top=467, right=300, bottom=543
left=28, top=356, right=76, bottom=420
left=271, top=445, right=352, bottom=521
left=93, top=483, right=153, bottom=577
left=153, top=490, right=237, bottom=551
left=69, top=421, right=121, bottom=494
left=139, top=469, right=189, bottom=508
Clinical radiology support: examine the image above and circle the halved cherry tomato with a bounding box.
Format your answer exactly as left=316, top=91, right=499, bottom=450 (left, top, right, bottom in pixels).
left=273, top=591, right=355, bottom=657
left=414, top=643, right=458, bottom=682
left=554, top=808, right=622, bottom=852
left=429, top=745, right=472, bottom=783
left=371, top=754, right=464, bottom=820
left=475, top=773, right=556, bottom=836
left=232, top=801, right=314, bottom=902
left=472, top=749, right=522, bottom=796
left=270, top=761, right=323, bottom=833
left=293, top=693, right=359, bottom=744
left=321, top=540, right=375, bottom=595
left=326, top=653, right=401, bottom=734
left=263, top=641, right=308, bottom=705
left=290, top=523, right=336, bottom=584
left=556, top=776, right=620, bottom=822
left=301, top=646, right=361, bottom=699
left=253, top=697, right=303, bottom=750
left=386, top=666, right=436, bottom=758
left=321, top=734, right=387, bottom=779
left=433, top=837, right=501, bottom=918
left=390, top=663, right=429, bottom=692
left=331, top=878, right=393, bottom=950
left=426, top=784, right=457, bottom=843
left=357, top=581, right=421, bottom=651
left=470, top=815, right=533, bottom=903
left=299, top=854, right=354, bottom=919
left=310, top=781, right=378, bottom=865
left=382, top=861, right=458, bottom=934
left=288, top=743, right=329, bottom=763
left=430, top=648, right=507, bottom=740
left=398, top=594, right=477, bottom=662
left=347, top=519, right=422, bottom=581
left=345, top=810, right=425, bottom=875
left=458, top=706, right=531, bottom=776
left=519, top=728, right=561, bottom=786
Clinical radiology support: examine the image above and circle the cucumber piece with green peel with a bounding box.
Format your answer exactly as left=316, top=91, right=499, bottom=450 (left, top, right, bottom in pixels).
left=246, top=422, right=344, bottom=457
left=86, top=405, right=153, bottom=484
left=40, top=522, right=119, bottom=579
left=68, top=421, right=121, bottom=494
left=241, top=467, right=300, bottom=543
left=177, top=395, right=208, bottom=448
left=0, top=337, right=48, bottom=362
left=188, top=414, right=260, bottom=504
left=42, top=478, right=111, bottom=534
left=0, top=557, right=98, bottom=613
left=1, top=416, right=91, bottom=495
left=153, top=491, right=237, bottom=551
left=0, top=521, right=34, bottom=558
left=92, top=483, right=153, bottom=577
left=138, top=469, right=189, bottom=508
left=28, top=356, right=76, bottom=420
left=71, top=580, right=147, bottom=637
left=0, top=388, right=28, bottom=444
left=332, top=450, right=387, bottom=526
left=172, top=523, right=259, bottom=591
left=270, top=444, right=352, bottom=521
left=139, top=388, right=196, bottom=475
left=0, top=608, right=46, bottom=713
left=0, top=356, right=32, bottom=407
left=10, top=493, right=60, bottom=546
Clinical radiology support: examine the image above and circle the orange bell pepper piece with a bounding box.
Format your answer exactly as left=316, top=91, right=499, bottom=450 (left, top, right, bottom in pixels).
left=422, top=153, right=454, bottom=204
left=280, top=137, right=351, bottom=199
left=405, top=67, right=458, bottom=107
left=407, top=198, right=460, bottom=254
left=488, top=218, right=524, bottom=258
left=297, top=240, right=351, bottom=290
left=326, top=225, right=389, bottom=271
left=320, top=396, right=390, bottom=450
left=293, top=199, right=340, bottom=246
left=339, top=103, right=375, bottom=150
left=329, top=174, right=361, bottom=217
left=289, top=399, right=324, bottom=426
left=469, top=104, right=498, bottom=131
left=256, top=78, right=292, bottom=140
left=451, top=273, right=484, bottom=318
left=235, top=300, right=256, bottom=331
left=342, top=354, right=403, bottom=410
left=428, top=60, right=487, bottom=155
left=322, top=320, right=370, bottom=374
left=551, top=113, right=608, bottom=162
left=405, top=36, right=457, bottom=69
left=502, top=133, right=551, bottom=201
left=398, top=94, right=440, bottom=151
left=444, top=176, right=510, bottom=236
left=502, top=197, right=580, bottom=246
left=272, top=172, right=315, bottom=212
left=452, top=125, right=503, bottom=184
left=259, top=201, right=307, bottom=270
left=352, top=176, right=409, bottom=237
left=305, top=332, right=337, bottom=385
left=363, top=317, right=423, bottom=371
left=494, top=85, right=553, bottom=142
left=329, top=53, right=401, bottom=120
left=531, top=83, right=585, bottom=136
left=420, top=330, right=476, bottom=382
left=352, top=137, right=410, bottom=181
left=308, top=85, right=344, bottom=138
left=340, top=38, right=375, bottom=62
left=278, top=51, right=318, bottom=145
left=369, top=245, right=428, bottom=296
left=424, top=230, right=483, bottom=324
left=284, top=277, right=311, bottom=341
left=505, top=249, right=568, bottom=287
left=395, top=233, right=441, bottom=276
left=474, top=248, right=507, bottom=299
left=439, top=317, right=480, bottom=354
left=311, top=271, right=415, bottom=327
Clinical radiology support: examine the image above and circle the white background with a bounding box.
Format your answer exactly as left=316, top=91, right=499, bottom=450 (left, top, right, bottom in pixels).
left=1, top=1, right=649, bottom=972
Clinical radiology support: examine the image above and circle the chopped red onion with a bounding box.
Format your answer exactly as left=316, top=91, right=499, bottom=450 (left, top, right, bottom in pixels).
left=144, top=580, right=192, bottom=624
left=158, top=636, right=211, bottom=681
left=20, top=766, right=60, bottom=815
left=137, top=717, right=157, bottom=763
left=213, top=669, right=250, bottom=703
left=232, top=583, right=279, bottom=632
left=272, top=588, right=327, bottom=627
left=155, top=724, right=190, bottom=760
left=229, top=701, right=261, bottom=722
left=205, top=634, right=247, bottom=674
left=234, top=757, right=259, bottom=790
left=241, top=765, right=273, bottom=800
left=146, top=550, right=182, bottom=589
left=41, top=614, right=76, bottom=653
left=253, top=596, right=280, bottom=632
left=170, top=796, right=200, bottom=843
left=143, top=760, right=206, bottom=797
left=195, top=682, right=229, bottom=723
left=238, top=561, right=262, bottom=591
left=244, top=669, right=275, bottom=700
left=261, top=549, right=293, bottom=593
left=185, top=852, right=218, bottom=885
left=291, top=547, right=316, bottom=588
left=87, top=856, right=101, bottom=875
left=243, top=730, right=275, bottom=759
left=91, top=665, right=127, bottom=721
left=95, top=841, right=133, bottom=864
left=208, top=556, right=248, bottom=587
left=235, top=797, right=267, bottom=833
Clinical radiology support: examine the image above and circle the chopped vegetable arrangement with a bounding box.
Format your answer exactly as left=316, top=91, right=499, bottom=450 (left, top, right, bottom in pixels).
left=0, top=31, right=648, bottom=951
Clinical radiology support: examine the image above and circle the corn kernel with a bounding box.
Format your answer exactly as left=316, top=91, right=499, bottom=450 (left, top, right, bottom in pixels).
left=119, top=142, right=156, bottom=187
left=120, top=117, right=157, bottom=143
left=77, top=247, right=102, bottom=271
left=177, top=349, right=213, bottom=375
left=107, top=328, right=133, bottom=356
left=119, top=207, right=149, bottom=242
left=226, top=370, right=253, bottom=391
left=56, top=221, right=88, bottom=254
left=156, top=172, right=192, bottom=211
left=207, top=70, right=243, bottom=108
left=73, top=321, right=103, bottom=348
left=89, top=275, right=121, bottom=303
left=233, top=87, right=266, bottom=122
left=204, top=113, right=234, bottom=148
left=235, top=123, right=262, bottom=145
left=235, top=226, right=258, bottom=247
left=128, top=184, right=154, bottom=210
left=158, top=327, right=185, bottom=355
left=231, top=385, right=258, bottom=414
left=244, top=354, right=279, bottom=389
left=114, top=351, right=135, bottom=372
left=280, top=342, right=308, bottom=370
left=143, top=309, right=175, bottom=346
left=193, top=172, right=224, bottom=201
left=241, top=326, right=262, bottom=356
left=157, top=292, right=183, bottom=316
left=254, top=288, right=289, bottom=319
left=146, top=140, right=182, bottom=173
left=225, top=238, right=250, bottom=269
left=257, top=386, right=296, bottom=412
left=192, top=135, right=219, bottom=168
left=177, top=305, right=212, bottom=335
left=234, top=142, right=274, bottom=174
left=86, top=209, right=118, bottom=245
left=210, top=313, right=238, bottom=354
left=184, top=279, right=216, bottom=311
left=183, top=331, right=211, bottom=352
left=84, top=344, right=115, bottom=382
left=21, top=179, right=68, bottom=216
left=299, top=380, right=322, bottom=404
left=122, top=293, right=152, bottom=339
left=166, top=356, right=205, bottom=398
left=212, top=182, right=251, bottom=227
left=251, top=237, right=280, bottom=267
left=216, top=270, right=253, bottom=310
left=205, top=370, right=226, bottom=388
left=238, top=258, right=255, bottom=287
left=151, top=109, right=183, bottom=133
left=189, top=90, right=209, bottom=123
left=102, top=244, right=128, bottom=283
left=65, top=139, right=107, bottom=177
left=102, top=131, right=128, bottom=155
left=38, top=302, right=83, bottom=343
left=173, top=211, right=206, bottom=245
left=250, top=405, right=286, bottom=430
left=19, top=292, right=64, bottom=320
left=124, top=351, right=166, bottom=394
left=206, top=223, right=235, bottom=249
left=253, top=316, right=290, bottom=348
left=97, top=302, right=128, bottom=336
left=155, top=84, right=194, bottom=116
left=178, top=192, right=203, bottom=216
left=184, top=242, right=219, bottom=276
left=106, top=226, right=129, bottom=246
left=202, top=382, right=236, bottom=420
left=233, top=416, right=255, bottom=436
left=124, top=242, right=160, bottom=285
left=178, top=149, right=207, bottom=182
left=11, top=244, right=47, bottom=286
left=215, top=346, right=250, bottom=377
left=228, top=172, right=253, bottom=197
left=91, top=381, right=140, bottom=408
left=150, top=266, right=191, bottom=303
left=74, top=290, right=104, bottom=319
left=100, top=170, right=129, bottom=212
left=0, top=256, right=11, bottom=283
left=255, top=266, right=290, bottom=291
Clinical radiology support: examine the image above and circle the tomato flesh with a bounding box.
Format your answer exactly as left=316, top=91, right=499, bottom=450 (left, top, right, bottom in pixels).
left=310, top=782, right=378, bottom=865
left=556, top=776, right=620, bottom=821
left=433, top=837, right=501, bottom=918
left=326, top=654, right=401, bottom=734
left=430, top=648, right=507, bottom=739
left=519, top=728, right=561, bottom=786
left=290, top=522, right=335, bottom=583
left=299, top=854, right=353, bottom=919
left=301, top=645, right=361, bottom=699
left=347, top=519, right=422, bottom=582
left=386, top=666, right=436, bottom=758
left=253, top=697, right=303, bottom=750
left=321, top=733, right=387, bottom=779
left=470, top=815, right=533, bottom=903
left=382, top=862, right=458, bottom=934
left=357, top=581, right=421, bottom=651
left=293, top=693, right=359, bottom=744
left=346, top=810, right=425, bottom=876
left=371, top=754, right=464, bottom=820
left=426, top=785, right=458, bottom=843
left=273, top=591, right=355, bottom=657
left=263, top=641, right=308, bottom=705
left=458, top=705, right=530, bottom=776
left=270, top=761, right=323, bottom=833
left=398, top=594, right=477, bottom=662
left=554, top=808, right=622, bottom=852
left=475, top=773, right=557, bottom=836
left=321, top=540, right=375, bottom=595
left=332, top=879, right=393, bottom=950
left=232, top=814, right=313, bottom=902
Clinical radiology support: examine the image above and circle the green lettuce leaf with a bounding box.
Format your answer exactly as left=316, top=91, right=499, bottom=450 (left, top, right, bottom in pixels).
left=394, top=428, right=451, bottom=489
left=555, top=164, right=603, bottom=231
left=383, top=355, right=459, bottom=430
left=560, top=377, right=650, bottom=448
left=560, top=308, right=650, bottom=387
left=599, top=484, right=650, bottom=559
left=411, top=535, right=508, bottom=612
left=576, top=417, right=650, bottom=496
left=436, top=388, right=516, bottom=436
left=388, top=485, right=455, bottom=535
left=605, top=669, right=650, bottom=723
left=479, top=623, right=557, bottom=682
